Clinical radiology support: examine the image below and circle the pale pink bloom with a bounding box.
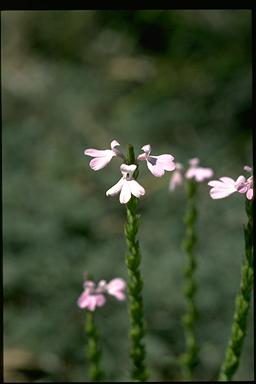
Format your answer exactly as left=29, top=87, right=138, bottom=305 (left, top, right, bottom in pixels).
left=77, top=277, right=126, bottom=311
left=106, top=164, right=145, bottom=204
left=169, top=163, right=183, bottom=191
left=84, top=140, right=124, bottom=171
left=137, top=144, right=175, bottom=177
left=185, top=158, right=214, bottom=182
left=208, top=169, right=253, bottom=200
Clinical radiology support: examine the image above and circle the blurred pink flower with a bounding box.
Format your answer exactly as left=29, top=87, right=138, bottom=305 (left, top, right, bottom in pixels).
left=106, top=164, right=145, bottom=204
left=137, top=144, right=175, bottom=177
left=78, top=277, right=126, bottom=311
left=185, top=158, right=213, bottom=182
left=208, top=167, right=253, bottom=200
left=84, top=140, right=124, bottom=171
left=169, top=163, right=183, bottom=191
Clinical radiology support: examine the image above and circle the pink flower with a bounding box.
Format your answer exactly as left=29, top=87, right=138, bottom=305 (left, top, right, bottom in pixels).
left=137, top=144, right=175, bottom=177
left=208, top=167, right=253, bottom=200
left=84, top=140, right=124, bottom=171
left=185, top=158, right=214, bottom=182
left=106, top=164, right=145, bottom=204
left=169, top=163, right=183, bottom=191
left=77, top=277, right=126, bottom=311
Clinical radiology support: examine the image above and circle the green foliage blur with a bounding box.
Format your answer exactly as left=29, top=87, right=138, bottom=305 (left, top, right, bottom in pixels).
left=3, top=10, right=252, bottom=382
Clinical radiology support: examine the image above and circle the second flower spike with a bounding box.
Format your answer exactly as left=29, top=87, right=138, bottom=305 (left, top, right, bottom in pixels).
left=106, top=164, right=145, bottom=204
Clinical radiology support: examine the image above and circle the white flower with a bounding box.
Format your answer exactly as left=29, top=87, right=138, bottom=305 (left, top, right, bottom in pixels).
left=106, top=164, right=145, bottom=204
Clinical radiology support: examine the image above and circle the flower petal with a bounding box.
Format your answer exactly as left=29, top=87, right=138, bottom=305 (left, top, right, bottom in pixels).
left=244, top=165, right=252, bottom=172
left=86, top=296, right=97, bottom=311
left=110, top=140, right=120, bottom=150
left=106, top=178, right=124, bottom=196
left=111, top=291, right=126, bottom=301
left=235, top=175, right=247, bottom=193
left=147, top=159, right=165, bottom=177
left=208, top=176, right=237, bottom=199
left=194, top=168, right=213, bottom=182
left=89, top=153, right=114, bottom=171
left=107, top=278, right=126, bottom=292
left=84, top=148, right=111, bottom=157
left=185, top=168, right=196, bottom=179
left=107, top=278, right=126, bottom=301
left=153, top=154, right=175, bottom=171
left=246, top=188, right=253, bottom=200
left=119, top=182, right=132, bottom=204
left=189, top=158, right=200, bottom=166
left=209, top=188, right=236, bottom=199
left=137, top=153, right=147, bottom=161
left=219, top=177, right=236, bottom=185
left=141, top=144, right=151, bottom=154
left=77, top=291, right=91, bottom=309
left=120, top=164, right=137, bottom=173
left=169, top=171, right=183, bottom=191
left=129, top=180, right=145, bottom=198
left=95, top=294, right=106, bottom=307
left=83, top=281, right=95, bottom=290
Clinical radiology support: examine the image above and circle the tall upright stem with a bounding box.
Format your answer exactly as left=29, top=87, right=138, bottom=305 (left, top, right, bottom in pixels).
left=218, top=199, right=253, bottom=381
left=124, top=144, right=148, bottom=382
left=85, top=311, right=104, bottom=382
left=181, top=179, right=199, bottom=380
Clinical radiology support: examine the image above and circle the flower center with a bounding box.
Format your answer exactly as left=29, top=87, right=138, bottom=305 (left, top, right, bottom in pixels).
left=124, top=172, right=133, bottom=181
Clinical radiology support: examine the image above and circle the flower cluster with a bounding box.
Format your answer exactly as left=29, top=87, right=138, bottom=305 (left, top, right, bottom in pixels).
left=169, top=157, right=214, bottom=191
left=78, top=276, right=127, bottom=311
left=208, top=166, right=253, bottom=200
left=84, top=140, right=176, bottom=204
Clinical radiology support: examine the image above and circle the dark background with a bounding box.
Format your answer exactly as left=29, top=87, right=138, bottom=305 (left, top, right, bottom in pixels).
left=3, top=10, right=253, bottom=382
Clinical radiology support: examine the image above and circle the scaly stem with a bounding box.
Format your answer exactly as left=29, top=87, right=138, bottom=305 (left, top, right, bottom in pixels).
left=85, top=311, right=104, bottom=382
left=181, top=179, right=199, bottom=380
left=124, top=144, right=148, bottom=382
left=218, top=199, right=253, bottom=381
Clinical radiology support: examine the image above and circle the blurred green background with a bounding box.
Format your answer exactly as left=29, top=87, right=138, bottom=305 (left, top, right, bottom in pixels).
left=3, top=10, right=253, bottom=382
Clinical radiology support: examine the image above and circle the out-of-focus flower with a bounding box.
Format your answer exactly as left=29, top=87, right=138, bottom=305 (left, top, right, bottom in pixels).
left=169, top=163, right=183, bottom=191
left=84, top=140, right=124, bottom=171
left=208, top=167, right=253, bottom=200
left=106, top=164, right=145, bottom=204
left=77, top=277, right=127, bottom=311
left=137, top=144, right=175, bottom=177
left=185, top=158, right=214, bottom=182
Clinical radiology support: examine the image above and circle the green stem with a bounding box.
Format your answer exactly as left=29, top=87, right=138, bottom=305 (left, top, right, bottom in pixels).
left=181, top=179, right=199, bottom=380
left=85, top=311, right=104, bottom=382
left=124, top=144, right=148, bottom=382
left=218, top=199, right=253, bottom=381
